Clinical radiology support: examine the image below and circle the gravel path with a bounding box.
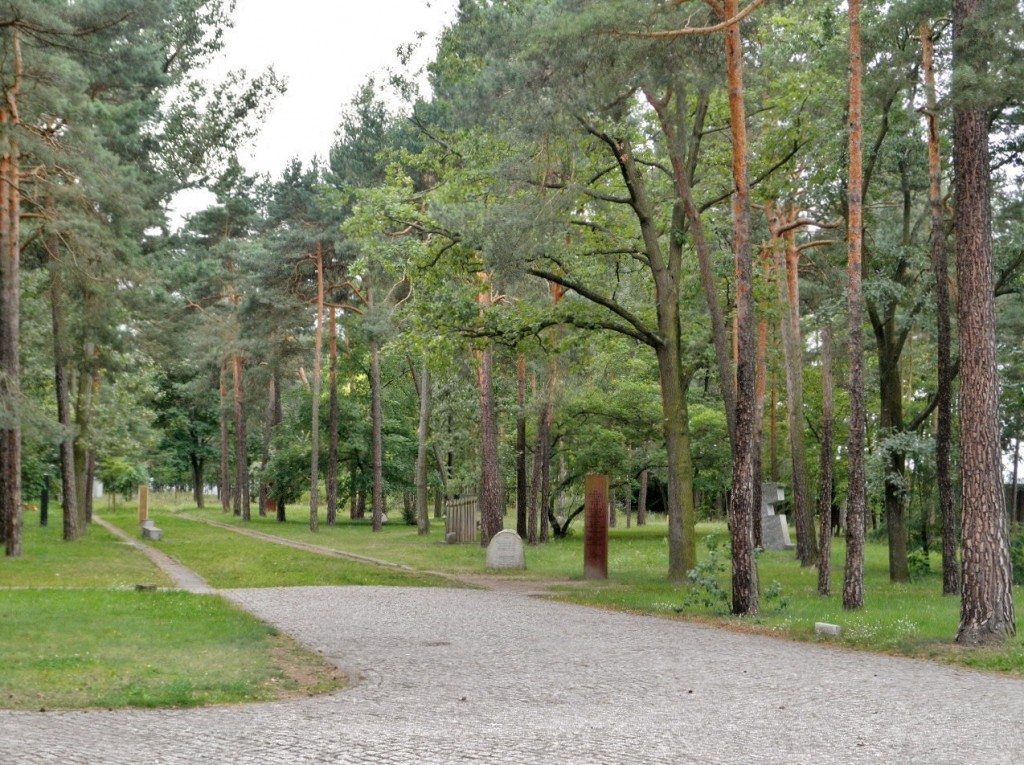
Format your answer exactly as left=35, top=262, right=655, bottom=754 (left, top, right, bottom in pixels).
left=3, top=582, right=1024, bottom=764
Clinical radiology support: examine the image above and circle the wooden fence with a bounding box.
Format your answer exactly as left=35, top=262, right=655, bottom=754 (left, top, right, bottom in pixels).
left=445, top=496, right=478, bottom=543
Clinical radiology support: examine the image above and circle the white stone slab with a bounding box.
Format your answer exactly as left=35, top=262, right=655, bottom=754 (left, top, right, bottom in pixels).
left=485, top=529, right=526, bottom=570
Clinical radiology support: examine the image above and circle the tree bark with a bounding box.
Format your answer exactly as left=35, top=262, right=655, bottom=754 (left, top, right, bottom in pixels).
left=414, top=361, right=431, bottom=536
left=922, top=24, right=960, bottom=596
left=259, top=370, right=280, bottom=517
left=724, top=0, right=759, bottom=614
left=0, top=31, right=21, bottom=555
left=49, top=262, right=80, bottom=541
left=817, top=322, right=835, bottom=596
left=219, top=360, right=232, bottom=513
left=370, top=335, right=385, bottom=532
left=516, top=354, right=528, bottom=539
left=232, top=352, right=249, bottom=520
left=309, top=244, right=324, bottom=532
left=190, top=454, right=205, bottom=509
left=73, top=340, right=96, bottom=530
left=772, top=212, right=817, bottom=565
left=637, top=469, right=648, bottom=526
left=843, top=0, right=867, bottom=611
left=953, top=0, right=1015, bottom=643
left=477, top=341, right=503, bottom=547
left=327, top=308, right=340, bottom=526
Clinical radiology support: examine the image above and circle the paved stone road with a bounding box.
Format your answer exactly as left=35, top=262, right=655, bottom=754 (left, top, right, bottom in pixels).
left=3, top=583, right=1024, bottom=764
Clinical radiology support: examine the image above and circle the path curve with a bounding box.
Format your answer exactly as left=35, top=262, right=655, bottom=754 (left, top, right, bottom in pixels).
left=3, top=583, right=1023, bottom=764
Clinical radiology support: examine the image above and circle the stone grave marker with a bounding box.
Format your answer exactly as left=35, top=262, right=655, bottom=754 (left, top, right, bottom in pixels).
left=485, top=529, right=526, bottom=570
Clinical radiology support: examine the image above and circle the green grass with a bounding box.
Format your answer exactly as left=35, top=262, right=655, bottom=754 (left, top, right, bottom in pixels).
left=170, top=498, right=1024, bottom=674
left=99, top=505, right=455, bottom=589
left=0, top=512, right=345, bottom=710
left=0, top=518, right=174, bottom=589
left=0, top=588, right=342, bottom=710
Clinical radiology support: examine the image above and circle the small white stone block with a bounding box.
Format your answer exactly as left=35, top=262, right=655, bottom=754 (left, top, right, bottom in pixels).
left=815, top=622, right=842, bottom=636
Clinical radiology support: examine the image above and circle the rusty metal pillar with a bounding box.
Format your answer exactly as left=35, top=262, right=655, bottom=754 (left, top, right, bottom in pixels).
left=584, top=474, right=609, bottom=579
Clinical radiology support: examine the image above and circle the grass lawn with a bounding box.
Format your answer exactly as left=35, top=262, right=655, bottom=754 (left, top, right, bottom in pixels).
left=170, top=496, right=1024, bottom=674
left=0, top=515, right=357, bottom=710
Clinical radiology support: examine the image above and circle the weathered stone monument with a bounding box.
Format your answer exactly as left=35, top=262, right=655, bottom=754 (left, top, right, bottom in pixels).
left=584, top=475, right=609, bottom=579
left=485, top=529, right=526, bottom=570
left=760, top=482, right=794, bottom=550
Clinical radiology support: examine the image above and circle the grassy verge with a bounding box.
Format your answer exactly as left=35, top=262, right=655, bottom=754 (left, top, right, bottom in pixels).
left=170, top=497, right=1024, bottom=674
left=0, top=518, right=344, bottom=710
left=99, top=505, right=455, bottom=589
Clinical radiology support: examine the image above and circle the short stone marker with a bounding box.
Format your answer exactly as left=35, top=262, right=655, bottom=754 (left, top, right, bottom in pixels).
left=486, top=529, right=526, bottom=570
left=815, top=622, right=842, bottom=636
left=140, top=518, right=163, bottom=541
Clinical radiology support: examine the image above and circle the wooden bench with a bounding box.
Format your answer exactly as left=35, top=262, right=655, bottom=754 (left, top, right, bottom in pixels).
left=140, top=519, right=163, bottom=541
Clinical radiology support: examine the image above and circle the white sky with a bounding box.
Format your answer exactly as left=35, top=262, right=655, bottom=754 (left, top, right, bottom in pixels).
left=173, top=0, right=458, bottom=218
left=215, top=0, right=458, bottom=176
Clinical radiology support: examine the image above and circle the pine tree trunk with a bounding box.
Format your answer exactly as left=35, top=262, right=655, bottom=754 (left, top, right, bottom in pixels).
left=327, top=308, right=340, bottom=526
left=817, top=322, right=835, bottom=596
left=0, top=79, right=20, bottom=556
left=232, top=353, right=249, bottom=520
left=776, top=222, right=817, bottom=565
left=191, top=455, right=204, bottom=509
left=370, top=336, right=385, bottom=532
left=843, top=0, right=867, bottom=611
left=725, top=0, right=759, bottom=614
left=922, top=24, right=960, bottom=596
left=219, top=361, right=232, bottom=513
left=516, top=354, right=528, bottom=539
left=259, top=370, right=278, bottom=517
left=477, top=343, right=503, bottom=546
left=415, top=362, right=431, bottom=536
left=637, top=469, right=648, bottom=526
left=309, top=245, right=324, bottom=532
left=73, top=344, right=95, bottom=530
left=49, top=263, right=80, bottom=541
left=953, top=0, right=1015, bottom=643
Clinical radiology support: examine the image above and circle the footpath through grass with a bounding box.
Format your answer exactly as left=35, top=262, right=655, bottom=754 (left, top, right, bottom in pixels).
left=172, top=497, right=1024, bottom=674
left=0, top=504, right=450, bottom=711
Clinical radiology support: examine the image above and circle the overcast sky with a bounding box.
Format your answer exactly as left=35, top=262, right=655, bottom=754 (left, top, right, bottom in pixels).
left=212, top=0, right=458, bottom=177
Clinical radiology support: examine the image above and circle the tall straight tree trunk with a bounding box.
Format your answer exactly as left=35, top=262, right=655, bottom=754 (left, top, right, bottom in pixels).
left=953, top=0, right=1015, bottom=644
left=516, top=354, right=528, bottom=539
left=84, top=449, right=96, bottom=524
left=232, top=352, right=249, bottom=520
left=49, top=262, right=80, bottom=541
left=528, top=376, right=554, bottom=545
left=772, top=215, right=817, bottom=566
left=477, top=343, right=503, bottom=547
left=0, top=31, right=21, bottom=555
left=922, top=24, right=960, bottom=596
left=753, top=313, right=769, bottom=551
left=190, top=454, right=205, bottom=509
left=370, top=335, right=385, bottom=532
left=637, top=469, right=648, bottom=526
left=817, top=322, right=835, bottom=596
left=73, top=342, right=95, bottom=530
left=219, top=360, right=232, bottom=513
left=843, top=0, right=867, bottom=611
left=326, top=308, right=340, bottom=526
left=259, top=369, right=281, bottom=517
left=476, top=280, right=503, bottom=547
left=724, top=0, right=759, bottom=615
left=309, top=244, right=324, bottom=532
left=414, top=362, right=431, bottom=536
